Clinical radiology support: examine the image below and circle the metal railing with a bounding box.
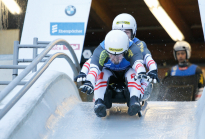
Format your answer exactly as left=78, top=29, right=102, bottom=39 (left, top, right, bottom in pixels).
left=0, top=38, right=80, bottom=119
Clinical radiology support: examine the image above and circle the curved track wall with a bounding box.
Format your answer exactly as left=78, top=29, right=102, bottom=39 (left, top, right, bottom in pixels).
left=0, top=70, right=81, bottom=139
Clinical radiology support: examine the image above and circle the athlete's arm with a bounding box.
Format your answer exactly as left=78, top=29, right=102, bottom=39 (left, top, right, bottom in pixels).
left=136, top=41, right=159, bottom=82
left=81, top=58, right=91, bottom=75
left=135, top=41, right=151, bottom=59
left=165, top=69, right=172, bottom=77
left=74, top=58, right=91, bottom=82
left=195, top=67, right=205, bottom=100
left=80, top=45, right=108, bottom=94
left=125, top=43, right=147, bottom=78
left=86, top=45, right=109, bottom=87
left=195, top=67, right=204, bottom=88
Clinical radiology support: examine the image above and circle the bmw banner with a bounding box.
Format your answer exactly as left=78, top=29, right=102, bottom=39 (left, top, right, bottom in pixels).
left=20, top=0, right=92, bottom=79
left=198, top=0, right=205, bottom=41
left=65, top=5, right=76, bottom=16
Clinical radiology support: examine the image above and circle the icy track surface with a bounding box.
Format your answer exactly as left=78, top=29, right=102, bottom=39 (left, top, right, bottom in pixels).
left=47, top=101, right=196, bottom=139
left=1, top=70, right=203, bottom=139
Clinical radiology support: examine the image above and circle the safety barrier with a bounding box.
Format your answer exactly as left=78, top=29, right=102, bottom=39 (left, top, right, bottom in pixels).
left=0, top=38, right=80, bottom=119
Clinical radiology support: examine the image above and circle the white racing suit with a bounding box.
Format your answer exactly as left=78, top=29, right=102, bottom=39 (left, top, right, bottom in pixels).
left=81, top=37, right=157, bottom=101
left=86, top=40, right=146, bottom=102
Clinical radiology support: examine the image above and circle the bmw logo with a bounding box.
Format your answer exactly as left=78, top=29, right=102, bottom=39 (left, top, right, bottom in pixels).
left=65, top=5, right=76, bottom=16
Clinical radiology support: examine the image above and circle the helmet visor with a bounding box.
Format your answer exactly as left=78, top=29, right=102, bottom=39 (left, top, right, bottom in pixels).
left=109, top=53, right=124, bottom=64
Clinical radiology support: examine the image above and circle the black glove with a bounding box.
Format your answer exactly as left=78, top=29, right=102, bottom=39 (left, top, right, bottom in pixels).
left=79, top=80, right=94, bottom=95
left=134, top=72, right=148, bottom=81
left=147, top=70, right=160, bottom=83
left=74, top=72, right=86, bottom=82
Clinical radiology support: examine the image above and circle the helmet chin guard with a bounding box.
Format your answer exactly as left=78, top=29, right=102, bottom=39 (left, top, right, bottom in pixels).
left=173, top=41, right=191, bottom=60
left=105, top=30, right=129, bottom=55
left=112, top=13, right=137, bottom=40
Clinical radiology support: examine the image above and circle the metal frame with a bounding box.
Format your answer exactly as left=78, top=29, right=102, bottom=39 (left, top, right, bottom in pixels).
left=0, top=38, right=80, bottom=119
left=0, top=37, right=80, bottom=83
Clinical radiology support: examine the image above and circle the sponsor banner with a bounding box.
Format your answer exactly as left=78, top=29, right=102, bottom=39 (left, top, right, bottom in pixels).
left=65, top=5, right=76, bottom=16
left=64, top=44, right=80, bottom=50
left=20, top=0, right=92, bottom=79
left=51, top=44, right=80, bottom=50
left=198, top=0, right=205, bottom=41
left=50, top=22, right=84, bottom=35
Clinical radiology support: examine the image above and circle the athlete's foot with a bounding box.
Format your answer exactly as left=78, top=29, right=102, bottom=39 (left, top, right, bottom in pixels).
left=94, top=98, right=107, bottom=117
left=128, top=96, right=141, bottom=116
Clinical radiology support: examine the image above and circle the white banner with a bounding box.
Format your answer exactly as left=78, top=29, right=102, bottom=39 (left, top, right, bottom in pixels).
left=198, top=0, right=205, bottom=41
left=20, top=0, right=92, bottom=79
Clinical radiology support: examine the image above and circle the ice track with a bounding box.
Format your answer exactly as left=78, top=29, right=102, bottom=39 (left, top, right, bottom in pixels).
left=46, top=102, right=197, bottom=139
left=0, top=70, right=204, bottom=139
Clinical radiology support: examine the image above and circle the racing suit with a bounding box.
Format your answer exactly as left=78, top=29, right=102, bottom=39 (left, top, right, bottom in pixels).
left=86, top=40, right=146, bottom=101
left=165, top=62, right=204, bottom=100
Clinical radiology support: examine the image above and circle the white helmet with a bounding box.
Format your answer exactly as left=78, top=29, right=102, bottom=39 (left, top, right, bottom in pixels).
left=112, top=13, right=137, bottom=39
left=173, top=41, right=191, bottom=60
left=105, top=30, right=129, bottom=55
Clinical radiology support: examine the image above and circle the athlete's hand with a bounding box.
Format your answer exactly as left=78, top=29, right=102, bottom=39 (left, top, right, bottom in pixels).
left=79, top=80, right=94, bottom=95
left=134, top=72, right=148, bottom=81
left=147, top=70, right=160, bottom=83
left=74, top=72, right=86, bottom=82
